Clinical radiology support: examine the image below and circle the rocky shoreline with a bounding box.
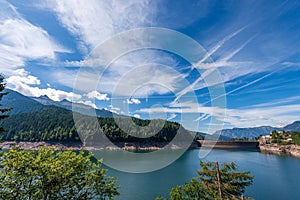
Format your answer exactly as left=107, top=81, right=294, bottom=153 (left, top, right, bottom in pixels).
left=4, top=141, right=300, bottom=159
left=259, top=143, right=300, bottom=159
left=0, top=141, right=200, bottom=151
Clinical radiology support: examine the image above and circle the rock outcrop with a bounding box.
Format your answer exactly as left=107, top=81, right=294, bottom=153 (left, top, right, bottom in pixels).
left=259, top=143, right=300, bottom=159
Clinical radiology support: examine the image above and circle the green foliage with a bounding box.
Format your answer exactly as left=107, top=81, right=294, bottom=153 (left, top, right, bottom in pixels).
left=169, top=178, right=205, bottom=200
left=0, top=106, right=78, bottom=142
left=159, top=161, right=253, bottom=200
left=291, top=132, right=300, bottom=145
left=0, top=148, right=119, bottom=200
left=0, top=106, right=194, bottom=145
left=0, top=74, right=11, bottom=133
left=198, top=161, right=253, bottom=199
left=270, top=130, right=300, bottom=145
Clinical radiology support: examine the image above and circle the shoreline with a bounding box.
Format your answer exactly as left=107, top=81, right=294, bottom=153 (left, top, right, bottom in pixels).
left=2, top=141, right=300, bottom=159
left=0, top=141, right=260, bottom=151
left=259, top=143, right=300, bottom=159
left=0, top=141, right=200, bottom=151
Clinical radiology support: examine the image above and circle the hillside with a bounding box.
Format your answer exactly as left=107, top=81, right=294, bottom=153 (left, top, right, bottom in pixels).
left=214, top=126, right=279, bottom=139
left=2, top=89, right=44, bottom=114
left=214, top=121, right=300, bottom=139
left=32, top=95, right=127, bottom=118
left=0, top=106, right=196, bottom=146
left=2, top=90, right=298, bottom=142
left=0, top=90, right=199, bottom=146
left=283, top=121, right=300, bottom=132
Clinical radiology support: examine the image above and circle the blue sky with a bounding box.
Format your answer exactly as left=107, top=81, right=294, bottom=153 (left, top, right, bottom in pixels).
left=1, top=0, right=300, bottom=132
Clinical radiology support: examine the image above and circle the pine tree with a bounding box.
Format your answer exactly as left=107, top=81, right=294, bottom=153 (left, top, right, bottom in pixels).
left=0, top=74, right=11, bottom=133
left=198, top=161, right=253, bottom=200
left=158, top=161, right=253, bottom=200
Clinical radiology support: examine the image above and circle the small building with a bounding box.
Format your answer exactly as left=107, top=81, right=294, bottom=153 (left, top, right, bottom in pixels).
left=265, top=135, right=272, bottom=139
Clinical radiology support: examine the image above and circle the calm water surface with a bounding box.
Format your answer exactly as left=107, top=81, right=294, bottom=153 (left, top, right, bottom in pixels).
left=104, top=149, right=300, bottom=200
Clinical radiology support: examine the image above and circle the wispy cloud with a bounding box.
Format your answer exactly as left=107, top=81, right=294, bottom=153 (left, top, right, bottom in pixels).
left=138, top=99, right=300, bottom=128
left=167, top=113, right=177, bottom=120
left=193, top=27, right=247, bottom=68
left=173, top=28, right=250, bottom=103
left=0, top=1, right=68, bottom=73
left=194, top=114, right=210, bottom=122
left=42, top=0, right=155, bottom=51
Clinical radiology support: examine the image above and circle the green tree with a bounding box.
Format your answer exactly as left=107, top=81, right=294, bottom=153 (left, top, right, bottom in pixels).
left=0, top=148, right=119, bottom=200
left=0, top=74, right=11, bottom=134
left=158, top=161, right=253, bottom=200
left=199, top=161, right=253, bottom=200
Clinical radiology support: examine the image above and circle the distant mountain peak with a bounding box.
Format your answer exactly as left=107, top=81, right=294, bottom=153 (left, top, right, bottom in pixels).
left=38, top=95, right=52, bottom=101
left=2, top=89, right=44, bottom=114
left=60, top=99, right=71, bottom=103
left=284, top=121, right=300, bottom=132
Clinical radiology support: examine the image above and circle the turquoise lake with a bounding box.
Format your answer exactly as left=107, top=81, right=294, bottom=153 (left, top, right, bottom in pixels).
left=104, top=149, right=300, bottom=200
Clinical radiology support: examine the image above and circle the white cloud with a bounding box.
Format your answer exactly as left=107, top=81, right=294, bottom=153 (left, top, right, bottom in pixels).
left=78, top=100, right=97, bottom=108
left=109, top=105, right=120, bottom=111
left=41, top=0, right=187, bottom=98
left=7, top=69, right=82, bottom=102
left=109, top=64, right=185, bottom=97
left=10, top=83, right=82, bottom=102
left=43, top=0, right=154, bottom=50
left=39, top=1, right=194, bottom=98
left=138, top=98, right=300, bottom=128
left=133, top=114, right=141, bottom=118
left=60, top=57, right=184, bottom=96
left=7, top=69, right=41, bottom=85
left=0, top=2, right=68, bottom=73
left=86, top=90, right=110, bottom=101
left=12, top=68, right=28, bottom=76
left=108, top=105, right=121, bottom=114
left=126, top=98, right=141, bottom=104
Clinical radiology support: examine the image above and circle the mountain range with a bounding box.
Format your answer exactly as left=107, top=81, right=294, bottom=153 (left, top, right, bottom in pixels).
left=1, top=89, right=299, bottom=140
left=216, top=122, right=300, bottom=139
left=3, top=89, right=126, bottom=118
left=32, top=94, right=129, bottom=118
left=0, top=90, right=195, bottom=144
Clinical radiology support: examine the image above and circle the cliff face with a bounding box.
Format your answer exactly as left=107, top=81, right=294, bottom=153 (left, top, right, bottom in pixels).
left=259, top=143, right=300, bottom=159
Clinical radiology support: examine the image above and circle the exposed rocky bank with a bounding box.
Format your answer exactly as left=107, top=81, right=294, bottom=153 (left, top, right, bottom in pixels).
left=259, top=143, right=300, bottom=158
left=0, top=141, right=200, bottom=151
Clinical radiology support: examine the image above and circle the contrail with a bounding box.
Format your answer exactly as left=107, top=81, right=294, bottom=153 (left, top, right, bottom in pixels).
left=173, top=27, right=249, bottom=103
left=193, top=26, right=247, bottom=68
left=194, top=113, right=210, bottom=122
left=203, top=69, right=280, bottom=106
left=220, top=34, right=257, bottom=62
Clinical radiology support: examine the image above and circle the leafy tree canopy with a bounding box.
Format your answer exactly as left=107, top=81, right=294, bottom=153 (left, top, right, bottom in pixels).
left=0, top=148, right=119, bottom=200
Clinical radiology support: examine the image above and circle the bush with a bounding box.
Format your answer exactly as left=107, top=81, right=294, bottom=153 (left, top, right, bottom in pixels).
left=0, top=148, right=119, bottom=200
